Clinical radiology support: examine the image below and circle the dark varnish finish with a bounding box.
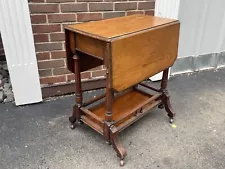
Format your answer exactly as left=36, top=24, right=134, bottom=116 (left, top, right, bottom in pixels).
left=65, top=14, right=180, bottom=166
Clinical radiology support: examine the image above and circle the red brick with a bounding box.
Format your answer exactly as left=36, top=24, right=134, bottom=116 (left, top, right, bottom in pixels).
left=29, top=4, right=59, bottom=14
left=92, top=70, right=106, bottom=77
left=90, top=66, right=102, bottom=71
left=138, top=2, right=155, bottom=10
left=61, top=3, right=88, bottom=12
left=39, top=69, right=52, bottom=77
left=30, top=15, right=46, bottom=24
left=127, top=10, right=144, bottom=16
left=89, top=3, right=113, bottom=12
left=103, top=12, right=125, bottom=19
left=32, top=24, right=61, bottom=33
left=46, top=0, right=75, bottom=2
left=61, top=23, right=77, bottom=31
left=0, top=50, right=4, bottom=56
left=53, top=67, right=71, bottom=75
left=77, top=0, right=102, bottom=2
left=145, top=10, right=154, bottom=16
left=48, top=14, right=76, bottom=23
left=40, top=75, right=66, bottom=84
left=51, top=51, right=66, bottom=59
left=67, top=72, right=91, bottom=81
left=35, top=43, right=63, bottom=52
left=128, top=0, right=146, bottom=1
left=34, top=34, right=49, bottom=43
left=115, top=2, right=137, bottom=11
left=0, top=43, right=4, bottom=49
left=38, top=59, right=65, bottom=69
left=77, top=13, right=102, bottom=22
left=28, top=0, right=45, bottom=2
left=104, top=0, right=121, bottom=2
left=67, top=74, right=74, bottom=81
left=37, top=52, right=50, bottom=61
left=50, top=33, right=65, bottom=42
left=81, top=72, right=92, bottom=80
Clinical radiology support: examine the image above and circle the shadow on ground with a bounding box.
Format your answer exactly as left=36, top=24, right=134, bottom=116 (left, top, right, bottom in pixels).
left=1, top=68, right=225, bottom=169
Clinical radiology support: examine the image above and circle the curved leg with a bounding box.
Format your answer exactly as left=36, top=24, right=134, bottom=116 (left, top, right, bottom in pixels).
left=110, top=126, right=127, bottom=166
left=160, top=68, right=175, bottom=123
left=69, top=105, right=77, bottom=129
left=162, top=90, right=175, bottom=123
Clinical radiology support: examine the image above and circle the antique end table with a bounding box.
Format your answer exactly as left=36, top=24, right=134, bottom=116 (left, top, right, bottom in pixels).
left=65, top=14, right=180, bottom=166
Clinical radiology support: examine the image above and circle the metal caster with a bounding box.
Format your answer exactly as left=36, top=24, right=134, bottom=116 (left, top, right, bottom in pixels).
left=70, top=124, right=76, bottom=130
left=158, top=104, right=164, bottom=109
left=120, top=160, right=125, bottom=166
left=169, top=118, right=174, bottom=123
left=77, top=120, right=83, bottom=125
left=106, top=141, right=111, bottom=145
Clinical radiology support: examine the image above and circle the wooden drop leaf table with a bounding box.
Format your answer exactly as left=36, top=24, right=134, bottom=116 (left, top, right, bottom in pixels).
left=65, top=14, right=180, bottom=166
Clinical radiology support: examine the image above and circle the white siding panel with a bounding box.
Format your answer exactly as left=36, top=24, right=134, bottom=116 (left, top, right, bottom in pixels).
left=150, top=0, right=180, bottom=81
left=155, top=0, right=180, bottom=19
left=178, top=0, right=225, bottom=57
left=0, top=0, right=42, bottom=105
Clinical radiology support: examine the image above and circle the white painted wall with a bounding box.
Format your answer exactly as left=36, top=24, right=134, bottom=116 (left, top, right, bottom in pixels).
left=178, top=0, right=225, bottom=57
left=155, top=0, right=180, bottom=19
left=0, top=0, right=42, bottom=105
left=150, top=0, right=180, bottom=81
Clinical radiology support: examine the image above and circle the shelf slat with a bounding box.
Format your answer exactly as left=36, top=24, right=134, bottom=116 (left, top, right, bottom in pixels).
left=89, top=90, right=151, bottom=122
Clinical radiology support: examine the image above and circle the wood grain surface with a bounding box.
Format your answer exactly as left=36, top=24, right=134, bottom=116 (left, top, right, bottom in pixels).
left=111, top=22, right=180, bottom=91
left=66, top=14, right=178, bottom=40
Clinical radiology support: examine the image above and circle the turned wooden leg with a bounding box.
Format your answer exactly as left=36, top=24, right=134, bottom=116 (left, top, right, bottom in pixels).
left=69, top=54, right=83, bottom=129
left=160, top=68, right=175, bottom=123
left=104, top=43, right=113, bottom=143
left=110, top=126, right=127, bottom=166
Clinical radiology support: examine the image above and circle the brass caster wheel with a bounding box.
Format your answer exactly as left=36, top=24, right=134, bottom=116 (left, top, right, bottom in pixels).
left=120, top=160, right=125, bottom=167
left=169, top=118, right=174, bottom=124
left=158, top=104, right=164, bottom=109
left=70, top=124, right=76, bottom=130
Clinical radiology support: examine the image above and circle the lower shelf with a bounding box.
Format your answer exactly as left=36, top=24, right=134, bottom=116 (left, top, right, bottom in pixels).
left=81, top=89, right=162, bottom=134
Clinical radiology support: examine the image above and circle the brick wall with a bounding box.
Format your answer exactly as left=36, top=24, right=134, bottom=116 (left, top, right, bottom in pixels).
left=28, top=0, right=155, bottom=86
left=0, top=34, right=5, bottom=58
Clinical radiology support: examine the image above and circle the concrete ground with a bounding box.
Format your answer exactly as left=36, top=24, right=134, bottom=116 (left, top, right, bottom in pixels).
left=1, top=68, right=225, bottom=169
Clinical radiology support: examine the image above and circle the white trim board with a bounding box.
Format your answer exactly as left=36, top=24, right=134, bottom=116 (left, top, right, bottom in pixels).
left=0, top=0, right=42, bottom=105
left=150, top=0, right=180, bottom=81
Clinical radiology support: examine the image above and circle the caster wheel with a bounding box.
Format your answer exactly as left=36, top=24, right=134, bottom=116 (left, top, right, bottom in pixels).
left=120, top=160, right=125, bottom=166
left=169, top=118, right=174, bottom=123
left=70, top=124, right=76, bottom=130
left=78, top=120, right=83, bottom=125
left=105, top=141, right=111, bottom=145
left=158, top=104, right=164, bottom=109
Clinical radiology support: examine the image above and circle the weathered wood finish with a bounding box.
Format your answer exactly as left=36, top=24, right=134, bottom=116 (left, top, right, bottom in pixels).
left=112, top=23, right=180, bottom=91
left=64, top=14, right=180, bottom=166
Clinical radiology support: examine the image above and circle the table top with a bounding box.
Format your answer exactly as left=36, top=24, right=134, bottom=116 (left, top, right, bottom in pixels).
left=65, top=14, right=178, bottom=41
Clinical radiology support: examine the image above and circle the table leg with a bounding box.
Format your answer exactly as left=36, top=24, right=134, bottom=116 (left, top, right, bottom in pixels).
left=69, top=54, right=83, bottom=129
left=110, top=126, right=127, bottom=166
left=104, top=67, right=113, bottom=143
left=161, top=68, right=175, bottom=123
left=104, top=43, right=113, bottom=143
